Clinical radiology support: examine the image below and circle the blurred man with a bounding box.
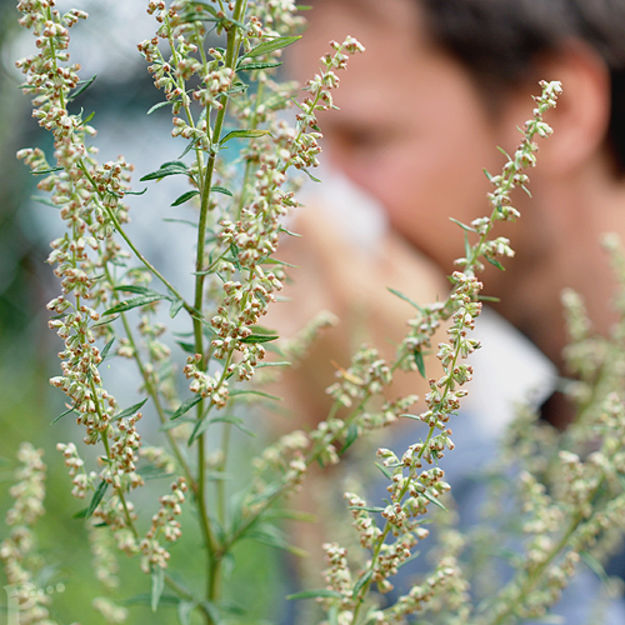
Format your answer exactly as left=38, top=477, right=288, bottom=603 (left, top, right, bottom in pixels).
left=285, top=0, right=625, bottom=427
left=273, top=0, right=625, bottom=620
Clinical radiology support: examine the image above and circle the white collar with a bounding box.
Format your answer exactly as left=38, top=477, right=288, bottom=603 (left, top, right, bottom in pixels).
left=463, top=306, right=558, bottom=438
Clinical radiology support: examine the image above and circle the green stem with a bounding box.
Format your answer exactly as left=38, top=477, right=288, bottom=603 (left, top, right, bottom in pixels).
left=189, top=2, right=245, bottom=608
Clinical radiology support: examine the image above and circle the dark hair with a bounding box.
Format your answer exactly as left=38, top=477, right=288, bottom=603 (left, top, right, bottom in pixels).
left=418, top=0, right=625, bottom=176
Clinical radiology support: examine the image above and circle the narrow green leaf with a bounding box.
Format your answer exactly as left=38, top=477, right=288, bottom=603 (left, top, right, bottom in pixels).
left=478, top=294, right=501, bottom=303
left=31, top=195, right=57, bottom=207
left=237, top=60, right=282, bottom=72
left=262, top=257, right=297, bottom=268
left=485, top=256, right=506, bottom=271
left=75, top=480, right=108, bottom=519
left=188, top=1, right=219, bottom=17
left=422, top=489, right=447, bottom=511
left=387, top=287, right=424, bottom=312
left=176, top=341, right=197, bottom=354
left=301, top=168, right=321, bottom=183
left=375, top=462, right=392, bottom=480
left=169, top=298, right=185, bottom=319
left=178, top=136, right=202, bottom=160
left=348, top=505, right=385, bottom=513
left=248, top=525, right=307, bottom=557
left=229, top=389, right=281, bottom=401
left=81, top=111, right=95, bottom=125
left=159, top=417, right=193, bottom=432
left=171, top=395, right=202, bottom=420
left=103, top=294, right=163, bottom=315
left=245, top=35, right=301, bottom=58
left=256, top=360, right=291, bottom=369
left=163, top=217, right=198, bottom=228
left=340, top=422, right=359, bottom=454
left=400, top=413, right=422, bottom=421
left=449, top=217, right=476, bottom=233
left=220, top=128, right=270, bottom=145
left=114, top=284, right=161, bottom=296
left=151, top=566, right=165, bottom=612
left=198, top=601, right=220, bottom=622
left=124, top=187, right=148, bottom=196
left=240, top=332, right=279, bottom=344
left=171, top=190, right=200, bottom=207
left=414, top=350, right=426, bottom=378
left=279, top=225, right=302, bottom=237
left=177, top=601, right=194, bottom=625
left=32, top=167, right=63, bottom=175
left=113, top=398, right=148, bottom=422
left=483, top=168, right=493, bottom=181
left=580, top=551, right=609, bottom=583
left=147, top=100, right=171, bottom=115
left=51, top=404, right=78, bottom=425
left=352, top=569, right=373, bottom=598
left=211, top=185, right=233, bottom=196
left=209, top=415, right=255, bottom=437
left=140, top=163, right=189, bottom=182
left=287, top=589, right=343, bottom=600
left=67, top=74, right=97, bottom=103
left=137, top=465, right=173, bottom=480
left=497, top=145, right=512, bottom=160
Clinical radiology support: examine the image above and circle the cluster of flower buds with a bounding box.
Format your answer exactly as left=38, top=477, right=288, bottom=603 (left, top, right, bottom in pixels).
left=183, top=355, right=230, bottom=407
left=327, top=347, right=392, bottom=408
left=140, top=478, right=187, bottom=572
left=0, top=444, right=57, bottom=624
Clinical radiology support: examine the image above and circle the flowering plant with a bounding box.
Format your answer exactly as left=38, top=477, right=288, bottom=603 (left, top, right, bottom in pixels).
left=4, top=1, right=625, bottom=624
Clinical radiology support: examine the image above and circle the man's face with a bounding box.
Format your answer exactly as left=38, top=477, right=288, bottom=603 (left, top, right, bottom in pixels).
left=291, top=0, right=523, bottom=271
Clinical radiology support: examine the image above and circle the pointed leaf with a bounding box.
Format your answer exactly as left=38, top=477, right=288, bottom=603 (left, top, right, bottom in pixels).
left=422, top=489, right=447, bottom=511
left=140, top=162, right=189, bottom=182
left=245, top=35, right=301, bottom=58
left=171, top=190, right=200, bottom=207
left=151, top=566, right=165, bottom=612
left=103, top=294, right=163, bottom=315
left=67, top=74, right=97, bottom=103
left=229, top=389, right=281, bottom=401
left=169, top=298, right=185, bottom=318
left=237, top=60, right=282, bottom=72
left=220, top=128, right=271, bottom=145
left=176, top=341, right=197, bottom=354
left=211, top=185, right=233, bottom=197
left=124, top=187, right=148, bottom=196
left=113, top=398, right=148, bottom=422
left=147, top=100, right=171, bottom=115
left=51, top=404, right=78, bottom=425
left=449, top=217, right=476, bottom=233
left=74, top=480, right=108, bottom=519
left=177, top=601, right=194, bottom=625
left=352, top=569, right=373, bottom=598
left=387, top=287, right=424, bottom=312
left=339, top=422, right=359, bottom=454
left=485, top=256, right=506, bottom=271
left=240, top=331, right=280, bottom=344
left=32, top=167, right=63, bottom=175
left=414, top=350, right=426, bottom=378
left=171, top=395, right=202, bottom=420
left=375, top=462, right=392, bottom=480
